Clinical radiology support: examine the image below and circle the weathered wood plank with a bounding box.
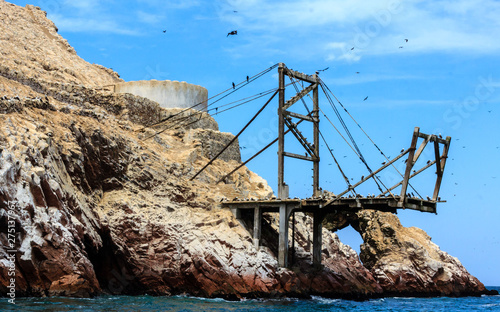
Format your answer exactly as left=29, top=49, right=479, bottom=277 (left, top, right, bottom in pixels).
left=400, top=127, right=420, bottom=202
left=418, top=133, right=448, bottom=144
left=433, top=136, right=451, bottom=200
left=283, top=151, right=315, bottom=161
left=284, top=111, right=317, bottom=122
left=285, top=68, right=319, bottom=84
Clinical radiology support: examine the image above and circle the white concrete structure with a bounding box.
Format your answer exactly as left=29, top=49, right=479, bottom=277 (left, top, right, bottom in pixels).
left=114, top=80, right=208, bottom=112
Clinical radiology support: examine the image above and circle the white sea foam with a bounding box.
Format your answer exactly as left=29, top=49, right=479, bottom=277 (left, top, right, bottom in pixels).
left=310, top=296, right=341, bottom=304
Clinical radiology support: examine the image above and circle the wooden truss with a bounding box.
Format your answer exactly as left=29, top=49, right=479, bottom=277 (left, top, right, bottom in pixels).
left=324, top=127, right=451, bottom=207
left=277, top=63, right=321, bottom=198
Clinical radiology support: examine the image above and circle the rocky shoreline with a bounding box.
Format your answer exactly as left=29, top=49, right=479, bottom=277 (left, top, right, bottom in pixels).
left=0, top=2, right=497, bottom=300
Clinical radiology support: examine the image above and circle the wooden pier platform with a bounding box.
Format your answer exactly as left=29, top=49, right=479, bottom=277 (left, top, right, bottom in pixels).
left=221, top=196, right=438, bottom=267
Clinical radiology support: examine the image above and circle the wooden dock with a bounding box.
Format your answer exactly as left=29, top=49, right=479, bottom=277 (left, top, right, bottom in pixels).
left=221, top=196, right=439, bottom=267
left=187, top=63, right=452, bottom=268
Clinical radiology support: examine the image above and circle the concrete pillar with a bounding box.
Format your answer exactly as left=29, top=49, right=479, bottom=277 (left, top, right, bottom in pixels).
left=253, top=206, right=262, bottom=248
left=278, top=203, right=289, bottom=267
left=313, top=211, right=324, bottom=267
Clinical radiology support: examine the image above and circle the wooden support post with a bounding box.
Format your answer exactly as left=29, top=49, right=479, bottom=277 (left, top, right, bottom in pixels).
left=278, top=63, right=286, bottom=199
left=253, top=206, right=261, bottom=248
left=231, top=208, right=241, bottom=220
left=291, top=211, right=296, bottom=266
left=312, top=210, right=324, bottom=267
left=278, top=203, right=289, bottom=267
left=400, top=127, right=420, bottom=204
left=313, top=79, right=320, bottom=197
left=433, top=136, right=451, bottom=200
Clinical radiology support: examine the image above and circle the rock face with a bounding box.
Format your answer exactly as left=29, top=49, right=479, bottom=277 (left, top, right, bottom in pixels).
left=355, top=210, right=487, bottom=297
left=0, top=1, right=493, bottom=300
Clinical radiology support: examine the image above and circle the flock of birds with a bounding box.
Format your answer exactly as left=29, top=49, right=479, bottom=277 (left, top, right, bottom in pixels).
left=161, top=18, right=498, bottom=200
left=162, top=11, right=411, bottom=103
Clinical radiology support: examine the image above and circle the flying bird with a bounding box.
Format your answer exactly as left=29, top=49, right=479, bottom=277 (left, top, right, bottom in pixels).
left=405, top=39, right=408, bottom=42
left=317, top=67, right=329, bottom=72
left=233, top=10, right=238, bottom=13
left=363, top=96, right=368, bottom=101
left=227, top=30, right=237, bottom=37
left=356, top=71, right=360, bottom=74
left=399, top=46, right=404, bottom=49
left=163, top=30, right=166, bottom=33
left=351, top=47, right=354, bottom=50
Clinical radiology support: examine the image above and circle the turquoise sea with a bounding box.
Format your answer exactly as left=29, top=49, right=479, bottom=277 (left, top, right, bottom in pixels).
left=2, top=287, right=499, bottom=311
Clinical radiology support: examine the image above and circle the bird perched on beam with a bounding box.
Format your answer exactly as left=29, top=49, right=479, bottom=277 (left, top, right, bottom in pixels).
left=227, top=30, right=237, bottom=37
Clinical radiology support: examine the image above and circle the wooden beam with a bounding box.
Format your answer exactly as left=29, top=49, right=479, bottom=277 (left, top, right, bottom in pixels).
left=418, top=133, right=448, bottom=145
left=312, top=210, right=324, bottom=267
left=433, top=140, right=442, bottom=176
left=284, top=68, right=318, bottom=84
left=284, top=111, right=317, bottom=122
left=414, top=134, right=431, bottom=163
left=283, top=83, right=317, bottom=110
left=400, top=127, right=420, bottom=202
left=313, top=83, right=320, bottom=197
left=433, top=136, right=451, bottom=200
left=278, top=63, right=285, bottom=199
left=253, top=207, right=262, bottom=248
left=283, top=152, right=315, bottom=162
left=278, top=203, right=290, bottom=267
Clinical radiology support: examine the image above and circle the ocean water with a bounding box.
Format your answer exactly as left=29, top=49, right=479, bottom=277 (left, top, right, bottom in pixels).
left=2, top=287, right=499, bottom=311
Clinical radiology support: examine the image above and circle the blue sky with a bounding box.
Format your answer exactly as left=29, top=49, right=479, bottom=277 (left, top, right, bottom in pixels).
left=9, top=0, right=500, bottom=286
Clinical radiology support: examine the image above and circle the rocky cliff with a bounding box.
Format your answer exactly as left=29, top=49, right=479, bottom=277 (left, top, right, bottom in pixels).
left=0, top=1, right=494, bottom=299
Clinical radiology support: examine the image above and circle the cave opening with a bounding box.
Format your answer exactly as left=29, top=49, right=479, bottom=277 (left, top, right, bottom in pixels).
left=83, top=229, right=140, bottom=295
left=335, top=225, right=364, bottom=257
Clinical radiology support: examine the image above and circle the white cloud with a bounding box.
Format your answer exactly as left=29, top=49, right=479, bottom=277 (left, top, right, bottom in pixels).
left=217, top=0, right=500, bottom=62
